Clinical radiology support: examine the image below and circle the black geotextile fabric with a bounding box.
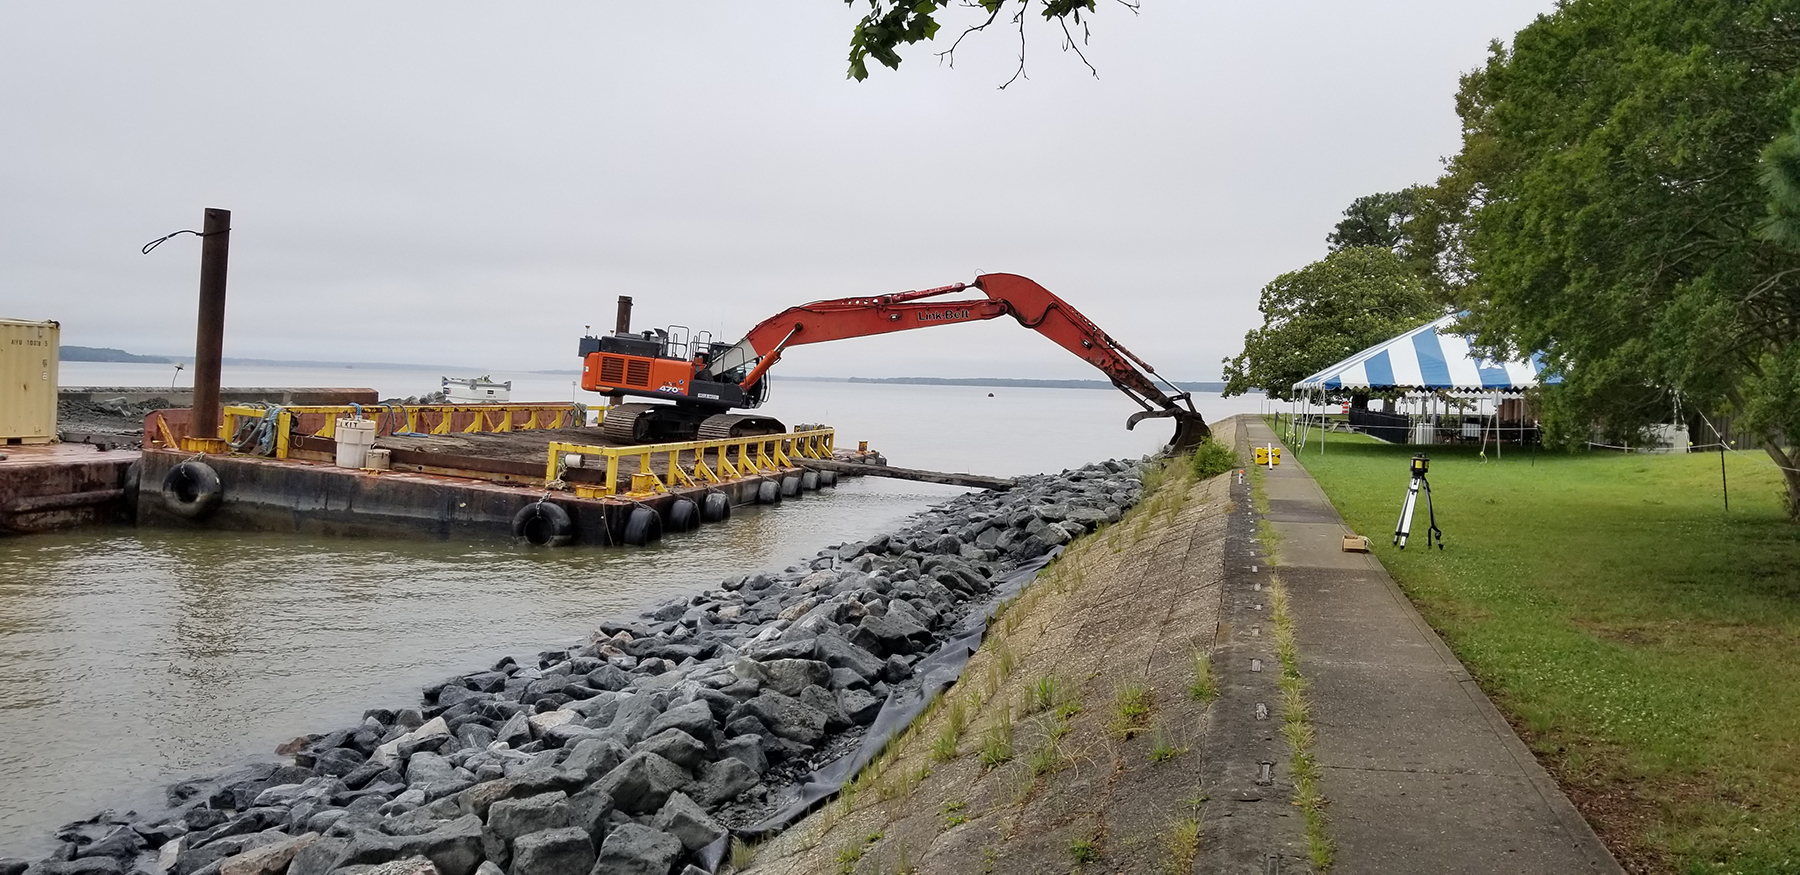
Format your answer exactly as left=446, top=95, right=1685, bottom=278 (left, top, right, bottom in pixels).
left=721, top=546, right=1064, bottom=856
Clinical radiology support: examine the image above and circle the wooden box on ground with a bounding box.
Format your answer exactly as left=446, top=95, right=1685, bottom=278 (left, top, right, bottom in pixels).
left=1, top=319, right=58, bottom=445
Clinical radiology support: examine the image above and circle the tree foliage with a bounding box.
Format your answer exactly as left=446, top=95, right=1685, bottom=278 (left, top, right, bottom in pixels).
left=844, top=0, right=1125, bottom=86
left=1327, top=187, right=1425, bottom=254
left=1763, top=108, right=1800, bottom=250
left=1417, top=0, right=1800, bottom=514
left=1222, top=247, right=1438, bottom=400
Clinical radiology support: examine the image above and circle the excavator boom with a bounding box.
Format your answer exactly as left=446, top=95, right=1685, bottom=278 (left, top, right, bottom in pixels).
left=697, top=273, right=1208, bottom=449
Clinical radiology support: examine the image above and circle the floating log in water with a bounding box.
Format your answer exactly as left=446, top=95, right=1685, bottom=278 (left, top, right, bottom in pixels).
left=796, top=458, right=1015, bottom=491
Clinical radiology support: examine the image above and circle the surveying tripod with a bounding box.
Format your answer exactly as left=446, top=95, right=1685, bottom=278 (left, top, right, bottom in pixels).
left=1394, top=454, right=1443, bottom=550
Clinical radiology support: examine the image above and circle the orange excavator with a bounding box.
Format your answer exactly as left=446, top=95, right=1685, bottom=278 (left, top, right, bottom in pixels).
left=576, top=273, right=1209, bottom=450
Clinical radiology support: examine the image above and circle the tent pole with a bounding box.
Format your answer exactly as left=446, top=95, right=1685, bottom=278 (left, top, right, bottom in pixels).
left=1495, top=393, right=1503, bottom=460
left=1300, top=391, right=1308, bottom=451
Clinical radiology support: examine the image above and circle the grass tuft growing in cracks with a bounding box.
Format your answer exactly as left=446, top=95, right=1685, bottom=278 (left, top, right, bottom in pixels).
left=978, top=701, right=1015, bottom=769
left=1028, top=674, right=1063, bottom=713
left=1188, top=647, right=1218, bottom=702
left=1148, top=723, right=1188, bottom=763
left=1161, top=815, right=1202, bottom=875
left=726, top=837, right=757, bottom=873
left=1269, top=574, right=1333, bottom=869
left=1110, top=682, right=1154, bottom=738
left=931, top=696, right=972, bottom=762
left=940, top=799, right=969, bottom=828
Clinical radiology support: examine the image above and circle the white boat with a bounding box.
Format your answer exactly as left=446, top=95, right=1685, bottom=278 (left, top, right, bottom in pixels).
left=442, top=375, right=511, bottom=403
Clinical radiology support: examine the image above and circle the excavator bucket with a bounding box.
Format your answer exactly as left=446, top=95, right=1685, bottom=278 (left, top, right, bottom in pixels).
left=1126, top=408, right=1212, bottom=453
left=1169, top=412, right=1211, bottom=453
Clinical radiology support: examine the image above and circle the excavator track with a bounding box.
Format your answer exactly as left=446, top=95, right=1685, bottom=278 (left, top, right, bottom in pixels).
left=601, top=403, right=659, bottom=443
left=696, top=413, right=786, bottom=441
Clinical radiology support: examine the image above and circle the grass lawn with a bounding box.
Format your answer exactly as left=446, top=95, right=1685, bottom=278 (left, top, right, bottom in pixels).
left=1269, top=418, right=1800, bottom=875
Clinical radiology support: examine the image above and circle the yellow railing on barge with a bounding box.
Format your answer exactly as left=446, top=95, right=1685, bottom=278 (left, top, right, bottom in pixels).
left=218, top=403, right=595, bottom=460
left=546, top=428, right=835, bottom=498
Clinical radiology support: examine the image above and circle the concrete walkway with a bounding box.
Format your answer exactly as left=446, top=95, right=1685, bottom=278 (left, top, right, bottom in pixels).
left=1239, top=416, right=1621, bottom=875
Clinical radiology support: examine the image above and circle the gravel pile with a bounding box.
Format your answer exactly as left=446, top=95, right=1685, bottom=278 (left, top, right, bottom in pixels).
left=3, top=459, right=1147, bottom=875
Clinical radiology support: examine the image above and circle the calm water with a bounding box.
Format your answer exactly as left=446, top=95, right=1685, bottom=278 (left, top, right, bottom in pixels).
left=3, top=367, right=1261, bottom=855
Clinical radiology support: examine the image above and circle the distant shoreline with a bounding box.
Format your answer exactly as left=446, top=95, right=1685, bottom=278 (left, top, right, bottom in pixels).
left=59, top=347, right=1226, bottom=392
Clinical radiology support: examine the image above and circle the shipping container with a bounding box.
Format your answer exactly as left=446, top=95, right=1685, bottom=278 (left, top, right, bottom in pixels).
left=1, top=318, right=59, bottom=444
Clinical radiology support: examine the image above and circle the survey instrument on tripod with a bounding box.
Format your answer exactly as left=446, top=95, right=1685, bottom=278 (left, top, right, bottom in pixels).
left=1394, top=454, right=1443, bottom=550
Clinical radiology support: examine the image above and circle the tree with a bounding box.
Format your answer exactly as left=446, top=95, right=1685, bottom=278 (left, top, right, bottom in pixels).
left=844, top=0, right=1135, bottom=86
left=1327, top=188, right=1425, bottom=253
left=1422, top=0, right=1800, bottom=515
left=1221, top=247, right=1438, bottom=400
left=1763, top=108, right=1800, bottom=250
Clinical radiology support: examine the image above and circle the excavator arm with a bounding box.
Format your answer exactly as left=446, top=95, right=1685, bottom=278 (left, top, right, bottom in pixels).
left=698, top=273, right=1209, bottom=449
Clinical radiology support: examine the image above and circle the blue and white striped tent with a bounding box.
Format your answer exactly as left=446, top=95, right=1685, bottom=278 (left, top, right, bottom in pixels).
left=1293, top=314, right=1558, bottom=393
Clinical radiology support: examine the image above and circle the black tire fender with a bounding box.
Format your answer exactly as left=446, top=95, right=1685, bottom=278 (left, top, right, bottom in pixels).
left=800, top=471, right=819, bottom=491
left=160, top=460, right=223, bottom=520
left=757, top=479, right=782, bottom=505
left=780, top=475, right=801, bottom=497
left=123, top=460, right=143, bottom=523
left=819, top=470, right=838, bottom=488
left=664, top=498, right=699, bottom=534
left=622, top=506, right=663, bottom=546
left=512, top=501, right=575, bottom=547
left=701, top=492, right=731, bottom=523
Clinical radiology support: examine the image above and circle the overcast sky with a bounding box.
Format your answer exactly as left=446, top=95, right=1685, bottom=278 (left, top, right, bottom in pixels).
left=1, top=2, right=1552, bottom=381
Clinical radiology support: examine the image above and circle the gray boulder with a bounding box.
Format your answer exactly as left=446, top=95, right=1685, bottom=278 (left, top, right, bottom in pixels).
left=336, top=814, right=483, bottom=875
left=851, top=609, right=929, bottom=657
left=342, top=858, right=439, bottom=875
left=811, top=633, right=883, bottom=681
left=718, top=736, right=768, bottom=775
left=24, top=860, right=122, bottom=875
left=72, top=827, right=144, bottom=862
left=558, top=737, right=629, bottom=785
left=403, top=753, right=458, bottom=790
left=595, top=824, right=681, bottom=875
left=218, top=833, right=318, bottom=875
left=493, top=714, right=530, bottom=748
left=632, top=728, right=707, bottom=770
left=642, top=701, right=714, bottom=740
left=799, top=685, right=851, bottom=731
left=506, top=829, right=592, bottom=875
left=483, top=793, right=571, bottom=866
left=691, top=758, right=759, bottom=808
left=731, top=691, right=827, bottom=745
left=314, top=748, right=366, bottom=778
left=594, top=753, right=691, bottom=815
left=585, top=664, right=631, bottom=692
left=606, top=697, right=663, bottom=745
left=839, top=688, right=883, bottom=724
left=649, top=792, right=725, bottom=853
left=748, top=658, right=833, bottom=697
left=565, top=785, right=614, bottom=843
left=286, top=837, right=348, bottom=875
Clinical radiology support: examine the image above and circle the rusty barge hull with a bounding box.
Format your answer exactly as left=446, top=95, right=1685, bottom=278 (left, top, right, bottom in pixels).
left=133, top=424, right=842, bottom=547
left=134, top=449, right=806, bottom=545
left=0, top=444, right=139, bottom=534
